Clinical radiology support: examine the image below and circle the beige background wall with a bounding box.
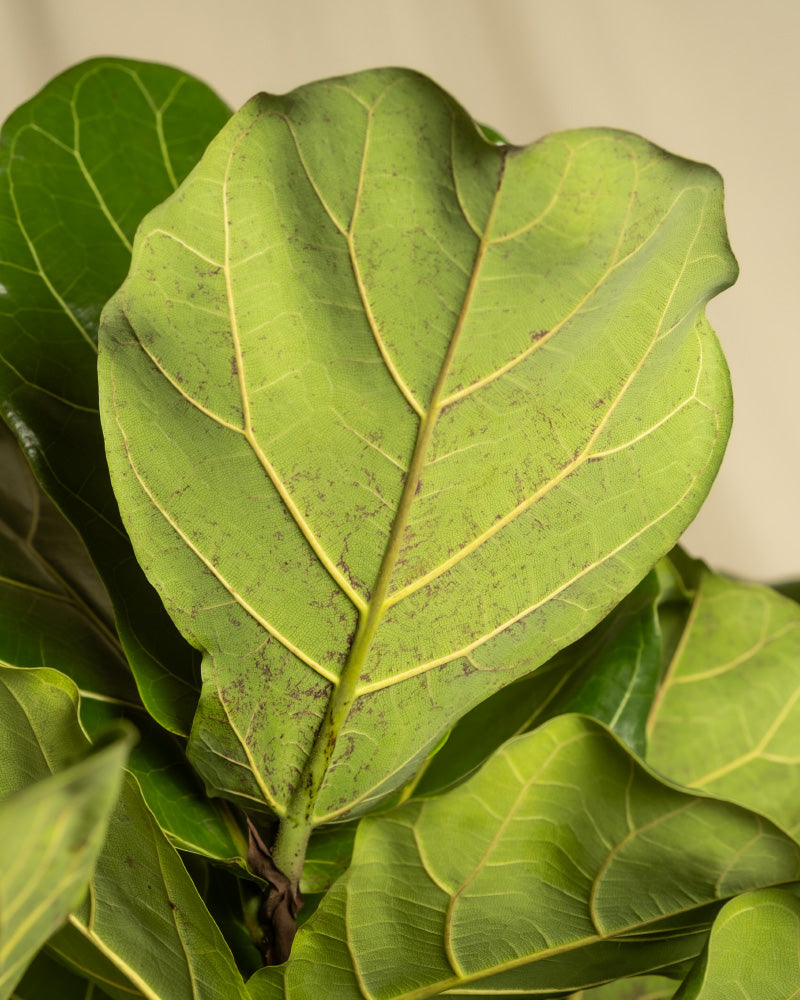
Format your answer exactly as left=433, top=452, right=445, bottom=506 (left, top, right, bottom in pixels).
left=1, top=0, right=797, bottom=582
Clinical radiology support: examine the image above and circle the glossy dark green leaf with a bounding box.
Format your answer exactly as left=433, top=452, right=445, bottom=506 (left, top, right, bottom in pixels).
left=774, top=579, right=800, bottom=604
left=253, top=714, right=800, bottom=998
left=0, top=57, right=231, bottom=733
left=0, top=667, right=132, bottom=999
left=647, top=571, right=800, bottom=838
left=673, top=888, right=800, bottom=999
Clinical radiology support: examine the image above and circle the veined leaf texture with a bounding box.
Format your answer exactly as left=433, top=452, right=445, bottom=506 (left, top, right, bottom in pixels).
left=98, top=67, right=736, bottom=840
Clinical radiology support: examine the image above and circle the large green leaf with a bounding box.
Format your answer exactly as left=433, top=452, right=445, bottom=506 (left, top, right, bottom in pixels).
left=98, top=67, right=736, bottom=885
left=673, top=888, right=800, bottom=999
left=250, top=714, right=800, bottom=998
left=0, top=421, right=246, bottom=863
left=647, top=571, right=800, bottom=838
left=0, top=668, right=132, bottom=999
left=0, top=57, right=231, bottom=734
left=0, top=664, right=248, bottom=1000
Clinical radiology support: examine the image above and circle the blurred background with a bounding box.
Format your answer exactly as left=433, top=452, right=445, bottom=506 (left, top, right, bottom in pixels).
left=1, top=0, right=797, bottom=582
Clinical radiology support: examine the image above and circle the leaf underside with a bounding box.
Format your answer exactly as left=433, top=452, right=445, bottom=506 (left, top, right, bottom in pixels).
left=98, top=68, right=736, bottom=838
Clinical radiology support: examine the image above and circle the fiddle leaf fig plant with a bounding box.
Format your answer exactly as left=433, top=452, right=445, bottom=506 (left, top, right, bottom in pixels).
left=1, top=57, right=799, bottom=1000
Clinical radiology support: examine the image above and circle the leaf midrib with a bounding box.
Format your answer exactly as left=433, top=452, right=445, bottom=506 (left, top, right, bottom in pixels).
left=269, top=108, right=509, bottom=876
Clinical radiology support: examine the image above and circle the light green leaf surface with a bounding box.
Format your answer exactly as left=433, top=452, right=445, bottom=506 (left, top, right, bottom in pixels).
left=0, top=57, right=231, bottom=734
left=647, top=571, right=800, bottom=838
left=0, top=664, right=248, bottom=1000
left=98, top=67, right=736, bottom=876
left=673, top=888, right=800, bottom=999
left=0, top=670, right=132, bottom=1000
left=252, top=714, right=800, bottom=999
left=412, top=567, right=664, bottom=799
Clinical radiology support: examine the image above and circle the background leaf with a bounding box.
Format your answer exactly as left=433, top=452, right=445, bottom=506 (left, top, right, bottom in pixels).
left=0, top=663, right=249, bottom=1000
left=252, top=714, right=800, bottom=999
left=647, top=571, right=800, bottom=838
left=0, top=668, right=132, bottom=999
left=12, top=941, right=114, bottom=1000
left=567, top=978, right=677, bottom=999
left=673, top=888, right=800, bottom=999
left=98, top=67, right=737, bottom=871
left=0, top=421, right=246, bottom=863
left=0, top=57, right=231, bottom=734
left=50, top=775, right=250, bottom=1000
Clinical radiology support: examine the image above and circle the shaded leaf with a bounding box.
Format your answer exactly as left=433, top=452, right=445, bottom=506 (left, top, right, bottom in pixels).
left=773, top=580, right=800, bottom=604
left=0, top=668, right=132, bottom=999
left=647, top=571, right=800, bottom=838
left=567, top=976, right=677, bottom=999
left=252, top=714, right=800, bottom=998
left=0, top=57, right=231, bottom=734
left=50, top=774, right=250, bottom=1000
left=673, top=887, right=800, bottom=999
left=0, top=663, right=248, bottom=1000
left=0, top=420, right=139, bottom=707
left=13, top=949, right=114, bottom=1000
left=299, top=822, right=357, bottom=895
left=98, top=67, right=736, bottom=886
left=0, top=421, right=245, bottom=863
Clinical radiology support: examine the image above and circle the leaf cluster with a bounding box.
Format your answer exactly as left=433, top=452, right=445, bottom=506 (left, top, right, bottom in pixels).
left=1, top=58, right=799, bottom=1000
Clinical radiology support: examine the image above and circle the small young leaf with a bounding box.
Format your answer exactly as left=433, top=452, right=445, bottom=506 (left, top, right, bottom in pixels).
left=0, top=57, right=231, bottom=734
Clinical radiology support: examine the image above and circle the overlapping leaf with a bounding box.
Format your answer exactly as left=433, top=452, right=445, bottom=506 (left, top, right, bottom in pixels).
left=250, top=714, right=800, bottom=998
left=0, top=421, right=245, bottom=862
left=673, top=888, right=800, bottom=999
left=568, top=977, right=677, bottom=999
left=13, top=950, right=114, bottom=1000
left=0, top=718, right=131, bottom=998
left=412, top=567, right=664, bottom=799
left=0, top=664, right=248, bottom=1000
left=0, top=57, right=231, bottom=733
left=98, top=67, right=737, bottom=865
left=647, top=571, right=800, bottom=838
